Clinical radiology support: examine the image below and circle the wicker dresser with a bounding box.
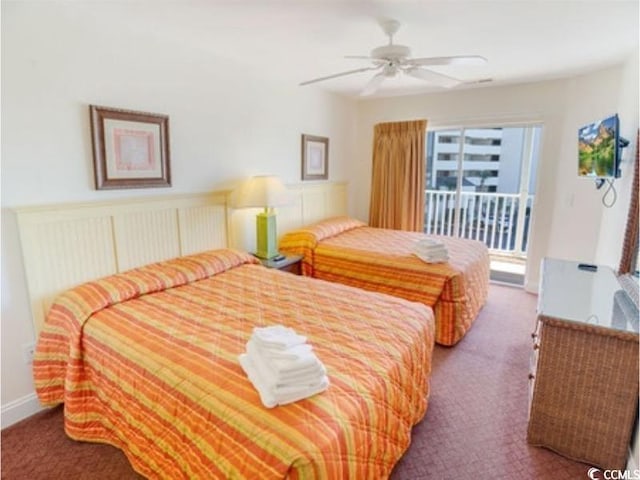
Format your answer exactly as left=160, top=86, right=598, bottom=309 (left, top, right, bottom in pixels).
left=527, top=258, right=639, bottom=471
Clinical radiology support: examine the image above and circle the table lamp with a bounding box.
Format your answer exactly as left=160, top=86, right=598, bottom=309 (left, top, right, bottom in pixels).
left=233, top=175, right=290, bottom=259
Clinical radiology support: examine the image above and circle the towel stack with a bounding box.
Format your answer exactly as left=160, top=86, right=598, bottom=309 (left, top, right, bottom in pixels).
left=413, top=238, right=449, bottom=263
left=238, top=325, right=329, bottom=408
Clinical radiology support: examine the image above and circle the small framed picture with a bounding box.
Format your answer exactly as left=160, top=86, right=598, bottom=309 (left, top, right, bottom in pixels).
left=301, top=134, right=329, bottom=181
left=90, top=105, right=171, bottom=190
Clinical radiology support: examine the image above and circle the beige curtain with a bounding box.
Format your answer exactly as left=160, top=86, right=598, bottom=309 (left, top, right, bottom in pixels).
left=369, top=119, right=427, bottom=231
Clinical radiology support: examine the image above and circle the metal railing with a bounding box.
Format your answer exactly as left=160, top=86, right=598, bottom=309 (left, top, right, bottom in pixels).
left=425, top=190, right=534, bottom=256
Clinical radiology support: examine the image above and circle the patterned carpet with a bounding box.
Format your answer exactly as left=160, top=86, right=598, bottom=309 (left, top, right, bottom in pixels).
left=2, top=284, right=593, bottom=479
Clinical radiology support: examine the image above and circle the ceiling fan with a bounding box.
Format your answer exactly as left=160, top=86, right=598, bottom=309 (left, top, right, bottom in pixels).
left=300, top=19, right=489, bottom=96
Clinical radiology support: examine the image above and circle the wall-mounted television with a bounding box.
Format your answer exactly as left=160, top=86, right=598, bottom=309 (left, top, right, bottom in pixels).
left=578, top=114, right=622, bottom=179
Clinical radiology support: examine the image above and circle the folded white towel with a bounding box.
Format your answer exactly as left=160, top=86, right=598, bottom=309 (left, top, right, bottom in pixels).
left=275, top=377, right=330, bottom=406
left=273, top=378, right=329, bottom=397
left=247, top=337, right=317, bottom=370
left=239, top=354, right=329, bottom=408
left=238, top=353, right=278, bottom=408
left=414, top=252, right=449, bottom=263
left=416, top=248, right=448, bottom=256
left=275, top=364, right=327, bottom=385
left=252, top=325, right=307, bottom=350
left=260, top=343, right=314, bottom=361
left=269, top=352, right=319, bottom=373
left=415, top=241, right=446, bottom=250
left=246, top=340, right=326, bottom=387
left=240, top=325, right=330, bottom=407
left=416, top=238, right=445, bottom=248
left=414, top=238, right=449, bottom=264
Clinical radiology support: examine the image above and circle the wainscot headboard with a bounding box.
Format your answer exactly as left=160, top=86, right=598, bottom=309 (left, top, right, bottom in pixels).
left=15, top=192, right=229, bottom=335
left=15, top=182, right=348, bottom=335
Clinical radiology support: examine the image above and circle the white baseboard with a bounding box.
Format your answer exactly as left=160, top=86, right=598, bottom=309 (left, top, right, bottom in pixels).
left=1, top=393, right=44, bottom=429
left=628, top=445, right=639, bottom=473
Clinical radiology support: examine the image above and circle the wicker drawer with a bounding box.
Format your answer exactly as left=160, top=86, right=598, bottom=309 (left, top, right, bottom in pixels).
left=527, top=330, right=540, bottom=419
left=527, top=315, right=639, bottom=471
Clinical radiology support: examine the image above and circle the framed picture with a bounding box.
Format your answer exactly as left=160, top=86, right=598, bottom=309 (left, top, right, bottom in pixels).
left=90, top=105, right=171, bottom=190
left=301, top=134, right=329, bottom=181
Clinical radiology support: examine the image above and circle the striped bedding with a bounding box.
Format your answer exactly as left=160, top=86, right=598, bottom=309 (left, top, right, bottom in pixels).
left=279, top=217, right=490, bottom=346
left=33, top=249, right=435, bottom=479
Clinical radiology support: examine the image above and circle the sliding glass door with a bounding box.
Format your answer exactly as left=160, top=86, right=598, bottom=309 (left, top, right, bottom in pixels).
left=425, top=125, right=541, bottom=257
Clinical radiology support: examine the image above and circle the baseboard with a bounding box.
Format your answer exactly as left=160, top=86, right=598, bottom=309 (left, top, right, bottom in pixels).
left=524, top=279, right=538, bottom=294
left=1, top=393, right=44, bottom=429
left=628, top=444, right=639, bottom=473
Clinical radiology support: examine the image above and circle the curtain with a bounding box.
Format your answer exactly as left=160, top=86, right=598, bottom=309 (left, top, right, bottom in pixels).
left=368, top=119, right=427, bottom=231
left=618, top=130, right=639, bottom=274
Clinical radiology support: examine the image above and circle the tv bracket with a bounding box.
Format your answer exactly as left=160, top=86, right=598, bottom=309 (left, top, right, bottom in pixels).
left=595, top=136, right=630, bottom=190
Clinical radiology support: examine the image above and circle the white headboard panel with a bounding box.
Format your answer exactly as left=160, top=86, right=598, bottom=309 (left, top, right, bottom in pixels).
left=301, top=182, right=348, bottom=224
left=16, top=183, right=348, bottom=335
left=15, top=192, right=228, bottom=334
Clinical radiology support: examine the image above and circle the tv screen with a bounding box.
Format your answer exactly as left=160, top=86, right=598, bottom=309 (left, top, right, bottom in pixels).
left=578, top=114, right=620, bottom=178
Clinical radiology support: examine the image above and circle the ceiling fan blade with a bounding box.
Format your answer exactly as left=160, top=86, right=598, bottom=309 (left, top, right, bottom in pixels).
left=406, top=55, right=488, bottom=67
left=299, top=67, right=380, bottom=86
left=404, top=67, right=461, bottom=88
left=360, top=72, right=386, bottom=96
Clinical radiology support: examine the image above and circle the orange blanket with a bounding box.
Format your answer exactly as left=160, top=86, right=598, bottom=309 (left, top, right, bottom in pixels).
left=279, top=217, right=490, bottom=346
left=34, top=249, right=434, bottom=479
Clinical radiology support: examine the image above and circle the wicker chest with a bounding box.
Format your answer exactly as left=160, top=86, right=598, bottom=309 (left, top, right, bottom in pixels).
left=527, top=258, right=639, bottom=471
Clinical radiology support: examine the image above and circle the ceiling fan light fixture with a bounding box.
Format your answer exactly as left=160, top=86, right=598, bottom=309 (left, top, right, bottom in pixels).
left=371, top=44, right=411, bottom=60
left=382, top=65, right=397, bottom=77
left=299, top=19, right=488, bottom=93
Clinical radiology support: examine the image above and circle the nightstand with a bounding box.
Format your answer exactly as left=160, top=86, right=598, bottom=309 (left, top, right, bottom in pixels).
left=255, top=254, right=303, bottom=275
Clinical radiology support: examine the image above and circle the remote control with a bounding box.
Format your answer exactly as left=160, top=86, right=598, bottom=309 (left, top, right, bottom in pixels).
left=577, top=263, right=598, bottom=272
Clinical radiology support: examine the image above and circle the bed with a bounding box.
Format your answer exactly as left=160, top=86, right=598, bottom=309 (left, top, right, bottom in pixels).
left=278, top=217, right=490, bottom=346
left=34, top=248, right=435, bottom=479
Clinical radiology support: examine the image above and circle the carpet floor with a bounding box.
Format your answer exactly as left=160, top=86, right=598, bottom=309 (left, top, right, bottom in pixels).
left=2, top=283, right=593, bottom=479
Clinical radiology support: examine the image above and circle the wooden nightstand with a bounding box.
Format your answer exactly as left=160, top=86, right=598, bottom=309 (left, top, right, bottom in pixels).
left=255, top=254, right=303, bottom=275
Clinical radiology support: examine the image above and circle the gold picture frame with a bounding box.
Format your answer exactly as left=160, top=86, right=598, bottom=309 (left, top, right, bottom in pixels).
left=301, top=134, right=329, bottom=181
left=90, top=105, right=171, bottom=190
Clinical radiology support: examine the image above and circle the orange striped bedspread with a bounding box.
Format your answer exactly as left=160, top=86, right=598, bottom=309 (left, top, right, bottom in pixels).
left=34, top=249, right=434, bottom=479
left=279, top=217, right=490, bottom=346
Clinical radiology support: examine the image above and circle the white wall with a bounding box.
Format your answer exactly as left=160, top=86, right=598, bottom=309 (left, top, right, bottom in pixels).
left=3, top=1, right=638, bottom=427
left=352, top=56, right=639, bottom=292
left=0, top=2, right=357, bottom=421
left=596, top=53, right=639, bottom=267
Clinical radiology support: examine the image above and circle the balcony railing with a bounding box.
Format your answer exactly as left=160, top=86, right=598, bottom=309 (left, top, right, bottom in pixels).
left=425, top=190, right=534, bottom=256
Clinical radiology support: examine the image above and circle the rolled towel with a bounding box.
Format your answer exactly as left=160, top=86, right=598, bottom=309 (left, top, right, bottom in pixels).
left=252, top=325, right=307, bottom=350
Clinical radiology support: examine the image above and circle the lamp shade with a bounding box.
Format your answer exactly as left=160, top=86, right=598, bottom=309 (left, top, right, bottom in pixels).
left=232, top=175, right=291, bottom=209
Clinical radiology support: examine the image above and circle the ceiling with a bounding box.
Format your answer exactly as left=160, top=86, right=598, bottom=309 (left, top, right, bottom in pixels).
left=77, top=0, right=640, bottom=99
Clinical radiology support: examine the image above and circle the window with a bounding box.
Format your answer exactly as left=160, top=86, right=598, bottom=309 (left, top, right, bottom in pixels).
left=425, top=125, right=542, bottom=256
